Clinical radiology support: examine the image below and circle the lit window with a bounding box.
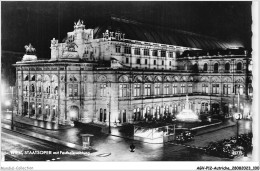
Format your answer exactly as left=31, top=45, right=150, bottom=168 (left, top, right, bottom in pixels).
left=68, top=84, right=73, bottom=97
left=223, top=84, right=231, bottom=95
left=144, top=49, right=149, bottom=56
left=124, top=46, right=131, bottom=54
left=172, top=84, right=177, bottom=94
left=73, top=84, right=78, bottom=96
left=212, top=84, right=219, bottom=94
left=152, top=50, right=158, bottom=56
left=144, top=84, right=151, bottom=96
left=188, top=84, right=192, bottom=93
left=202, top=84, right=208, bottom=94
left=164, top=84, right=169, bottom=95
left=134, top=84, right=141, bottom=97
left=134, top=48, right=140, bottom=55
left=181, top=84, right=186, bottom=94
left=173, top=104, right=177, bottom=113
left=100, top=84, right=107, bottom=97
left=119, top=84, right=128, bottom=97
left=154, top=83, right=161, bottom=95
left=169, top=52, right=173, bottom=58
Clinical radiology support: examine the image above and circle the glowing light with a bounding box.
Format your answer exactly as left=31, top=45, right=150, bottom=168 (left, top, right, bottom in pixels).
left=5, top=101, right=11, bottom=106
left=176, top=109, right=200, bottom=122
left=69, top=110, right=77, bottom=118
left=234, top=113, right=242, bottom=120
left=176, top=95, right=200, bottom=122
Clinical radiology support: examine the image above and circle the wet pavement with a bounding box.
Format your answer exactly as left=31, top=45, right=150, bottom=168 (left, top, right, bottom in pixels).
left=1, top=111, right=253, bottom=161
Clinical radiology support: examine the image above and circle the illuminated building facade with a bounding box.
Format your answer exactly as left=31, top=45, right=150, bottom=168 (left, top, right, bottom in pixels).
left=13, top=17, right=252, bottom=126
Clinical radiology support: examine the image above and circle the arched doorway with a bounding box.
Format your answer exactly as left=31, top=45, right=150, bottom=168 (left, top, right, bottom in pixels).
left=44, top=104, right=50, bottom=120
left=155, top=106, right=160, bottom=119
left=37, top=104, right=42, bottom=119
left=52, top=105, right=57, bottom=121
left=69, top=106, right=79, bottom=121
left=212, top=103, right=220, bottom=114
left=23, top=102, right=28, bottom=116
left=122, top=110, right=126, bottom=123
left=100, top=108, right=103, bottom=122
left=134, top=108, right=141, bottom=121
left=104, top=109, right=107, bottom=122
left=30, top=102, right=35, bottom=117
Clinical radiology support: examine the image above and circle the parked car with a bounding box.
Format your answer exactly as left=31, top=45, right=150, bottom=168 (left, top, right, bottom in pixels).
left=205, top=133, right=252, bottom=159
left=175, top=130, right=194, bottom=143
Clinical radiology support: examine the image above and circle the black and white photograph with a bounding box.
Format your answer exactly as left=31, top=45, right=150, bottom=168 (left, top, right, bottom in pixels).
left=1, top=1, right=259, bottom=170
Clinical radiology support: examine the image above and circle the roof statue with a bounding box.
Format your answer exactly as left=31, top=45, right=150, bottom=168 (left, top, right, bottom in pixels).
left=74, top=19, right=85, bottom=29
left=65, top=35, right=78, bottom=52
left=24, top=43, right=36, bottom=54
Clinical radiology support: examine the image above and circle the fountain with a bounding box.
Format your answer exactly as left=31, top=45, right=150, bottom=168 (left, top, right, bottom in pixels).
left=176, top=95, right=201, bottom=122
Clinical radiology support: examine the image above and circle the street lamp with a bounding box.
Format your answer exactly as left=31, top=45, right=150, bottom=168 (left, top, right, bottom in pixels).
left=237, top=86, right=243, bottom=113
left=107, top=81, right=111, bottom=134
left=234, top=112, right=242, bottom=140
left=11, top=86, right=14, bottom=130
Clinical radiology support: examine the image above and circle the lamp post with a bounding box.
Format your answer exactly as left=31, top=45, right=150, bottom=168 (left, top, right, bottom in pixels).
left=234, top=112, right=242, bottom=140
left=107, top=81, right=111, bottom=134
left=11, top=86, right=14, bottom=130
left=237, top=86, right=243, bottom=114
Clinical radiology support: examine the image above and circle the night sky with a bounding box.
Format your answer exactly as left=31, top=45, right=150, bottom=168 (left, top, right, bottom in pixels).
left=1, top=1, right=252, bottom=59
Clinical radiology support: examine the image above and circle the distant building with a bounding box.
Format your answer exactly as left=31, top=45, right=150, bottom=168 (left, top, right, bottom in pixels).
left=13, top=17, right=252, bottom=126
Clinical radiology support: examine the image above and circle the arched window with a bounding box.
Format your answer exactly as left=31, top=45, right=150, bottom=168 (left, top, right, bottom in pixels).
left=31, top=84, right=35, bottom=92
left=54, top=86, right=58, bottom=94
left=203, top=63, right=208, bottom=72
left=193, top=63, right=199, bottom=73
left=214, top=63, right=219, bottom=73
left=237, top=62, right=242, bottom=71
left=31, top=75, right=35, bottom=81
left=225, top=63, right=230, bottom=72
left=24, top=75, right=29, bottom=81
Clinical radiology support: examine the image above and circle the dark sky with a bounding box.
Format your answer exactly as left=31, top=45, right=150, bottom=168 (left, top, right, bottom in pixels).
left=1, top=1, right=252, bottom=58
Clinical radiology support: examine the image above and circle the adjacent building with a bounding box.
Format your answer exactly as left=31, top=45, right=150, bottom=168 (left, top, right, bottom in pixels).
left=13, top=17, right=252, bottom=126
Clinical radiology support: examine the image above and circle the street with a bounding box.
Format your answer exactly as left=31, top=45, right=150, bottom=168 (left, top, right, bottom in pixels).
left=1, top=111, right=252, bottom=161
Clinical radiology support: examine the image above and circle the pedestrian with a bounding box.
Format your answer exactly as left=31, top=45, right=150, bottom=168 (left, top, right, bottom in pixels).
left=130, top=143, right=135, bottom=152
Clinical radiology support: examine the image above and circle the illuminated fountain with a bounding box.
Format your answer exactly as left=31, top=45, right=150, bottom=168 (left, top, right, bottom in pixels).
left=176, top=95, right=201, bottom=122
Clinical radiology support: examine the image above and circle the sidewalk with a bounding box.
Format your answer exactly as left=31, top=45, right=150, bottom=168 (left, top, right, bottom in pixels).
left=11, top=116, right=237, bottom=146
left=2, top=116, right=253, bottom=161
left=14, top=115, right=72, bottom=130
left=2, top=123, right=84, bottom=151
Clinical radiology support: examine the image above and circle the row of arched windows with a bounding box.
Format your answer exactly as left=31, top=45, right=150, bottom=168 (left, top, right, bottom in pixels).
left=190, top=62, right=243, bottom=73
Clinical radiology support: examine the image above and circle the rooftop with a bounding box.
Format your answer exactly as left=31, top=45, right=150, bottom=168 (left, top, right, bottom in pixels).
left=93, top=16, right=243, bottom=50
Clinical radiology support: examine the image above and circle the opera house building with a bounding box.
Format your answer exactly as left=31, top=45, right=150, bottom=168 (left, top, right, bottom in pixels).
left=13, top=17, right=252, bottom=127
